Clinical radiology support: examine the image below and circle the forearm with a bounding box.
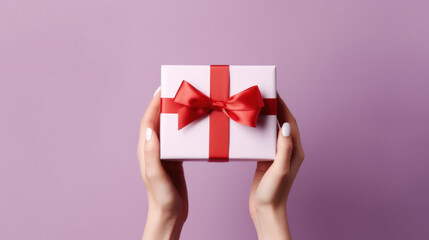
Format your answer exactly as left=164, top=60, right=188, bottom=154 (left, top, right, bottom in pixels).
left=252, top=206, right=291, bottom=240
left=142, top=208, right=184, bottom=240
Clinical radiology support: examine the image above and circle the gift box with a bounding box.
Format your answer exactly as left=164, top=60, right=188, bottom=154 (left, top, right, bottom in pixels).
left=160, top=65, right=277, bottom=162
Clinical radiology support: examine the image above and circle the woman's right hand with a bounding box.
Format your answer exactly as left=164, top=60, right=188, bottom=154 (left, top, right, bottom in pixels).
left=249, top=94, right=305, bottom=240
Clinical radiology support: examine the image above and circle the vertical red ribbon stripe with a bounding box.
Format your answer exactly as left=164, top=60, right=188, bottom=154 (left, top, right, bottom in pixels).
left=208, top=65, right=230, bottom=161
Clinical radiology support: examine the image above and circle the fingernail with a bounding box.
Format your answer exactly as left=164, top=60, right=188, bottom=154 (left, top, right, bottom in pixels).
left=282, top=122, right=291, bottom=137
left=153, top=86, right=161, bottom=97
left=145, top=128, right=152, bottom=141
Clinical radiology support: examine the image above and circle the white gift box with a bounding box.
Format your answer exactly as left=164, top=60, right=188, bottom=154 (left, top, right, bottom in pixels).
left=160, top=65, right=277, bottom=161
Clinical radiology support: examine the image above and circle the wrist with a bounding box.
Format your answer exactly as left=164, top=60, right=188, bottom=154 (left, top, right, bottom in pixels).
left=142, top=207, right=185, bottom=240
left=253, top=204, right=284, bottom=225
left=253, top=205, right=291, bottom=240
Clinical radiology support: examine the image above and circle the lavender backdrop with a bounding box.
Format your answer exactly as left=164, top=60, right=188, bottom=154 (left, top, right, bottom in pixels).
left=1, top=0, right=428, bottom=239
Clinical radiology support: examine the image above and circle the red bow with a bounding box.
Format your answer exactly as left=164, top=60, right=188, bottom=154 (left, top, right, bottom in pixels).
left=174, top=80, right=265, bottom=130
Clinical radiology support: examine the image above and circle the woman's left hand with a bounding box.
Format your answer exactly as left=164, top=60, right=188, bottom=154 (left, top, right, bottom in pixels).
left=137, top=88, right=188, bottom=240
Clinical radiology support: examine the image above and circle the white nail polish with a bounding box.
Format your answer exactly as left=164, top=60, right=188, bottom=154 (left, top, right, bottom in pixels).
left=282, top=122, right=291, bottom=137
left=145, top=128, right=152, bottom=141
left=153, top=86, right=161, bottom=97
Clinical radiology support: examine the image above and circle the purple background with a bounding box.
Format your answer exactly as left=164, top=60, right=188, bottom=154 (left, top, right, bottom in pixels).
left=1, top=0, right=428, bottom=239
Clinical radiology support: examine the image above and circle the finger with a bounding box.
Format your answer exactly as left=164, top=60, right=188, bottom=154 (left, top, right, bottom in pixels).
left=144, top=127, right=166, bottom=182
left=250, top=161, right=272, bottom=217
left=251, top=161, right=272, bottom=184
left=252, top=161, right=272, bottom=193
left=276, top=93, right=298, bottom=138
left=163, top=161, right=188, bottom=212
left=141, top=87, right=161, bottom=135
left=144, top=128, right=180, bottom=208
left=162, top=161, right=186, bottom=190
left=252, top=124, right=292, bottom=206
left=251, top=161, right=272, bottom=193
left=137, top=87, right=161, bottom=156
left=276, top=93, right=305, bottom=161
left=137, top=87, right=161, bottom=178
left=272, top=122, right=293, bottom=176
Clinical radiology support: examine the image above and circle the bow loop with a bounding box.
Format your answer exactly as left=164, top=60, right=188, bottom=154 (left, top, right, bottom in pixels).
left=174, top=81, right=211, bottom=108
left=173, top=80, right=264, bottom=130
left=224, top=86, right=264, bottom=110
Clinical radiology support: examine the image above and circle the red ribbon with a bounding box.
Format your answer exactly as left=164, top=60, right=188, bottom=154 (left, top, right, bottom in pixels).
left=161, top=65, right=276, bottom=161
left=173, top=80, right=265, bottom=130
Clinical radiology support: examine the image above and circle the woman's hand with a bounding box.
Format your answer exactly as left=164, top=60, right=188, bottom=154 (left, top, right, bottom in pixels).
left=249, top=94, right=305, bottom=240
left=137, top=88, right=188, bottom=240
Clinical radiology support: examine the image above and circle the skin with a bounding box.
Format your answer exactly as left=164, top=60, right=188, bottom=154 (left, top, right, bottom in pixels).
left=249, top=94, right=305, bottom=240
left=137, top=90, right=304, bottom=240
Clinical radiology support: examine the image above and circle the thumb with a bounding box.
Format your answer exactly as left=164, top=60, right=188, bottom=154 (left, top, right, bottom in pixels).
left=144, top=127, right=164, bottom=181
left=272, top=122, right=293, bottom=176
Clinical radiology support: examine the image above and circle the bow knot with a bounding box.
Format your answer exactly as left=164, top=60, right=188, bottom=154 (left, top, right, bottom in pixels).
left=210, top=100, right=226, bottom=111
left=173, top=80, right=264, bottom=130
